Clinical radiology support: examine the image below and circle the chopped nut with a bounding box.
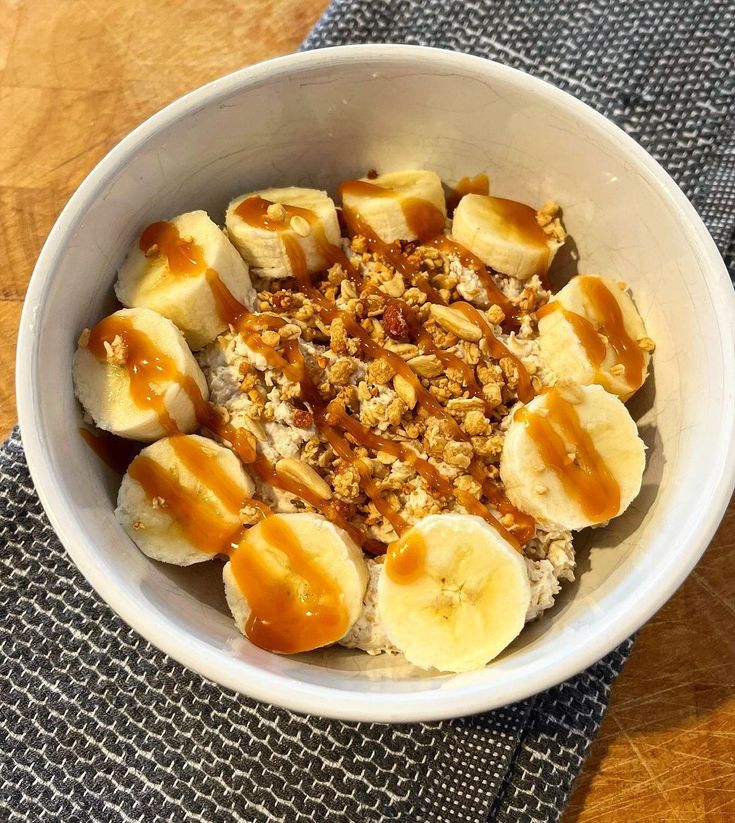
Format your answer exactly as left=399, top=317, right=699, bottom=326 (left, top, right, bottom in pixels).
left=555, top=380, right=584, bottom=404
left=376, top=450, right=398, bottom=464
left=535, top=484, right=548, bottom=495
left=266, top=202, right=287, bottom=222
left=242, top=417, right=266, bottom=442
left=407, top=354, right=443, bottom=378
left=239, top=504, right=264, bottom=526
left=260, top=330, right=280, bottom=347
left=535, top=201, right=566, bottom=243
left=610, top=363, right=626, bottom=376
left=77, top=328, right=91, bottom=348
left=341, top=279, right=358, bottom=300
left=275, top=458, right=332, bottom=500
left=486, top=304, right=506, bottom=326
left=384, top=342, right=419, bottom=359
left=429, top=304, right=482, bottom=342
left=333, top=463, right=361, bottom=501
left=463, top=409, right=490, bottom=436
left=393, top=373, right=417, bottom=409
left=144, top=243, right=159, bottom=258
left=133, top=520, right=145, bottom=531
left=103, top=334, right=128, bottom=366
left=278, top=323, right=301, bottom=339
left=289, top=215, right=311, bottom=237
left=151, top=496, right=166, bottom=509
left=481, top=381, right=503, bottom=409
left=446, top=397, right=486, bottom=415
left=637, top=336, right=655, bottom=353
left=381, top=273, right=406, bottom=298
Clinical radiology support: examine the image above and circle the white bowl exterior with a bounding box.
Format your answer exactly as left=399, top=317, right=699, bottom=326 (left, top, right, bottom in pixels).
left=17, top=46, right=735, bottom=722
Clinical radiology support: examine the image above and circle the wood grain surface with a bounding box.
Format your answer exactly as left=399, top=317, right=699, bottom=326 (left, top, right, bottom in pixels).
left=1, top=2, right=733, bottom=820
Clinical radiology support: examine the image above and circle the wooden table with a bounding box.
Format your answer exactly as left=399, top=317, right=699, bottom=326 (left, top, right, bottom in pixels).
left=1, top=2, right=733, bottom=819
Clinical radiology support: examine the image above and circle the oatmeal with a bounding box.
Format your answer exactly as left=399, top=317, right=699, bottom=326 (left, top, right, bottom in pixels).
left=73, top=168, right=652, bottom=673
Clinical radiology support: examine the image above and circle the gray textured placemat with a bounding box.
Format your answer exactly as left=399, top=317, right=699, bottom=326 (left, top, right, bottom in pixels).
left=2, top=2, right=734, bottom=822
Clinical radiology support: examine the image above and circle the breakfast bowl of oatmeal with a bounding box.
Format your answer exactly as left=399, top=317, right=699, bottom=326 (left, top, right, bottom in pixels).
left=17, top=46, right=735, bottom=721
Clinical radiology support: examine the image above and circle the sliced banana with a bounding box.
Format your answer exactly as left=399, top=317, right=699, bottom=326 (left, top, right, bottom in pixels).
left=116, top=434, right=255, bottom=565
left=340, top=169, right=447, bottom=243
left=500, top=383, right=645, bottom=531
left=115, top=210, right=255, bottom=350
left=538, top=275, right=652, bottom=399
left=451, top=194, right=563, bottom=280
left=73, top=307, right=209, bottom=441
left=377, top=514, right=530, bottom=673
left=223, top=512, right=368, bottom=654
left=225, top=187, right=341, bottom=280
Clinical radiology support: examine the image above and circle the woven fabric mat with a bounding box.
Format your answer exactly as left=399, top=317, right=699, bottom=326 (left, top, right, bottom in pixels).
left=2, top=2, right=734, bottom=822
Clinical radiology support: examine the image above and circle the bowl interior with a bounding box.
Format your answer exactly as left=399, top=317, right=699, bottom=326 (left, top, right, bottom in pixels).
left=20, top=47, right=735, bottom=721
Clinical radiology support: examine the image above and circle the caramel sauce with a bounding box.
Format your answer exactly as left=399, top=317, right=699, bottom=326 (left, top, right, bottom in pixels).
left=87, top=197, right=539, bottom=583
left=450, top=302, right=534, bottom=403
left=536, top=300, right=606, bottom=369
left=339, top=180, right=518, bottom=325
left=446, top=174, right=490, bottom=216
left=339, top=179, right=446, bottom=241
left=385, top=530, right=426, bottom=584
left=516, top=387, right=620, bottom=523
left=468, top=462, right=535, bottom=546
left=288, top=281, right=534, bottom=547
left=536, top=278, right=644, bottom=389
left=128, top=451, right=245, bottom=556
left=168, top=434, right=246, bottom=515
left=230, top=514, right=349, bottom=653
left=489, top=197, right=549, bottom=250
left=234, top=195, right=358, bottom=289
left=426, top=235, right=517, bottom=323
left=87, top=314, right=202, bottom=436
left=79, top=428, right=142, bottom=475
left=579, top=277, right=644, bottom=387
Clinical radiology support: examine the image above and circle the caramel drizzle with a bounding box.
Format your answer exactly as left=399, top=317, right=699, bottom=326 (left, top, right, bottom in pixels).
left=450, top=302, right=535, bottom=404
left=536, top=277, right=644, bottom=389
left=92, top=216, right=533, bottom=551
left=385, top=530, right=427, bottom=584
left=234, top=195, right=362, bottom=289
left=579, top=276, right=644, bottom=387
left=126, top=434, right=267, bottom=556
left=445, top=174, right=490, bottom=216
left=516, top=387, right=620, bottom=523
left=230, top=514, right=349, bottom=653
left=339, top=180, right=519, bottom=323
left=285, top=283, right=529, bottom=549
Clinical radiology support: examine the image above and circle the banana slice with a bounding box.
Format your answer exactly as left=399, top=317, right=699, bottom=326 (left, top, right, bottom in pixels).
left=225, top=187, right=341, bottom=280
left=500, top=383, right=645, bottom=531
left=223, top=512, right=368, bottom=653
left=451, top=194, right=563, bottom=280
left=537, top=275, right=652, bottom=399
left=340, top=169, right=446, bottom=243
left=116, top=434, right=255, bottom=565
left=73, top=307, right=209, bottom=441
left=377, top=514, right=530, bottom=673
left=115, top=210, right=255, bottom=350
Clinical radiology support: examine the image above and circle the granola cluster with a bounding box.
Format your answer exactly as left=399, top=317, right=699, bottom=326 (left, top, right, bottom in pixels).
left=198, top=233, right=559, bottom=548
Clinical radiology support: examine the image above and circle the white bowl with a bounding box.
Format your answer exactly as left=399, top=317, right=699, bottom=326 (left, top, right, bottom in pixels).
left=17, top=45, right=735, bottom=723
